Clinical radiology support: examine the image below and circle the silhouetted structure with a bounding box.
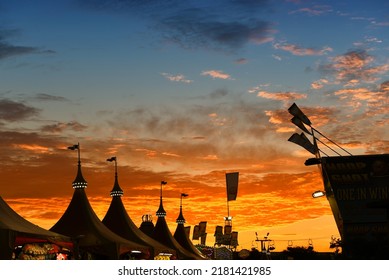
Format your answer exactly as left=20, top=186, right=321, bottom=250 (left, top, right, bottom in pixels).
left=139, top=214, right=155, bottom=236
left=0, top=196, right=73, bottom=259
left=102, top=157, right=176, bottom=259
left=151, top=181, right=203, bottom=260
left=192, top=221, right=207, bottom=245
left=214, top=172, right=239, bottom=251
left=288, top=103, right=389, bottom=259
left=173, top=193, right=207, bottom=259
left=50, top=144, right=148, bottom=259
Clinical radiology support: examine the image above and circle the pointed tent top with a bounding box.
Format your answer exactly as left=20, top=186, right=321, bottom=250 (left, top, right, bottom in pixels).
left=156, top=181, right=167, bottom=217
left=69, top=143, right=87, bottom=189
left=110, top=173, right=124, bottom=197
left=107, top=156, right=123, bottom=197
left=176, top=193, right=188, bottom=224
left=176, top=206, right=185, bottom=224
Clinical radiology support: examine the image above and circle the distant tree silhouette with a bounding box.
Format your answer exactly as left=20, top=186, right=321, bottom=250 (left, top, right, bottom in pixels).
left=246, top=248, right=262, bottom=259
left=282, top=246, right=318, bottom=260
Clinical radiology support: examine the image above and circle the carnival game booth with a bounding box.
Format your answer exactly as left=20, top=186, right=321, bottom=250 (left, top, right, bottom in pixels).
left=0, top=196, right=73, bottom=260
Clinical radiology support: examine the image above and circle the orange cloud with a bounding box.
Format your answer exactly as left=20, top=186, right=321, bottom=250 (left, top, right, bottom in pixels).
left=13, top=144, right=53, bottom=154
left=274, top=43, right=332, bottom=56
left=321, top=50, right=389, bottom=85
left=201, top=70, right=233, bottom=80
left=257, top=91, right=307, bottom=102
left=311, top=79, right=329, bottom=89
left=334, top=85, right=389, bottom=116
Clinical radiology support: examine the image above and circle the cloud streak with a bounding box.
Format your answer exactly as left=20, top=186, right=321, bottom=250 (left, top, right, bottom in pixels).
left=201, top=70, right=233, bottom=80
left=256, top=90, right=307, bottom=103
left=0, top=99, right=40, bottom=122
left=0, top=28, right=54, bottom=60
left=274, top=42, right=333, bottom=56
left=289, top=5, right=333, bottom=16
left=161, top=72, right=193, bottom=83
left=41, top=121, right=88, bottom=133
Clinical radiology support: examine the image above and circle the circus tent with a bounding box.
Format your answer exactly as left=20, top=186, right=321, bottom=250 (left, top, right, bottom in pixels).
left=0, top=196, right=73, bottom=260
left=173, top=194, right=207, bottom=259
left=102, top=157, right=176, bottom=259
left=50, top=144, right=149, bottom=259
left=151, top=182, right=204, bottom=260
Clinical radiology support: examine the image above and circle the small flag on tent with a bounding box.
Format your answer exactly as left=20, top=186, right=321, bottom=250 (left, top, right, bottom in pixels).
left=161, top=181, right=167, bottom=185
left=226, top=172, right=239, bottom=201
left=107, top=156, right=116, bottom=162
left=181, top=193, right=189, bottom=197
left=67, top=144, right=79, bottom=150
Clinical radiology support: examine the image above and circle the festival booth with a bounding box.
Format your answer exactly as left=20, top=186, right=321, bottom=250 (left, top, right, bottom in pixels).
left=0, top=196, right=73, bottom=260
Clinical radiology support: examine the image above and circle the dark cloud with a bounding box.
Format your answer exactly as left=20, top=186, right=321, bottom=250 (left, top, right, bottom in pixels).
left=209, top=89, right=229, bottom=99
left=0, top=28, right=38, bottom=60
left=0, top=130, right=42, bottom=145
left=77, top=0, right=178, bottom=11
left=34, top=93, right=69, bottom=102
left=0, top=99, right=40, bottom=121
left=235, top=58, right=248, bottom=64
left=158, top=14, right=273, bottom=51
left=78, top=0, right=274, bottom=52
left=0, top=28, right=55, bottom=60
left=0, top=42, right=37, bottom=60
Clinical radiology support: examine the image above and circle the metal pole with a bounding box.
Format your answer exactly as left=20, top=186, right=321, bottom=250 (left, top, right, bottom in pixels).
left=227, top=199, right=230, bottom=218
left=77, top=142, right=81, bottom=164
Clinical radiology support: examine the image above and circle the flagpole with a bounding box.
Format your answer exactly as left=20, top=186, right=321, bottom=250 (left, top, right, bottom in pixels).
left=77, top=142, right=81, bottom=165
left=227, top=199, right=230, bottom=219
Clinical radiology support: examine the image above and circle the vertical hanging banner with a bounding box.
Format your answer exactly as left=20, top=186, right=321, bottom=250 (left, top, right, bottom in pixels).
left=192, top=225, right=200, bottom=240
left=226, top=172, right=239, bottom=201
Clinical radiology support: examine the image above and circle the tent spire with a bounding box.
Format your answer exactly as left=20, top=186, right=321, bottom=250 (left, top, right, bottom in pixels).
left=156, top=181, right=167, bottom=217
left=107, top=156, right=123, bottom=197
left=176, top=193, right=188, bottom=224
left=68, top=142, right=87, bottom=189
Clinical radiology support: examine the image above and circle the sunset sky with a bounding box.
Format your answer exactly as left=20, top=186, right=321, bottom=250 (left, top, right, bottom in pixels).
left=1, top=0, right=388, bottom=253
